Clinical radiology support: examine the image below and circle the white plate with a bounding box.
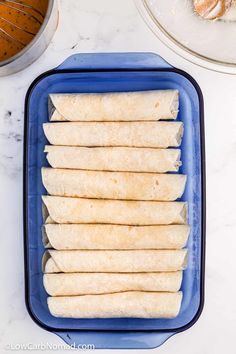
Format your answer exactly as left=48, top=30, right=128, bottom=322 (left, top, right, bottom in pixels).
left=135, top=0, right=236, bottom=74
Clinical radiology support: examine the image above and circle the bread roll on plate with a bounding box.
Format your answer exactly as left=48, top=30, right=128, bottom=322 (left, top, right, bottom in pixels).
left=42, top=249, right=188, bottom=273
left=42, top=224, right=190, bottom=250
left=42, top=196, right=188, bottom=225
left=42, top=167, right=186, bottom=201
left=43, top=121, right=183, bottom=148
left=44, top=271, right=183, bottom=296
left=47, top=291, right=183, bottom=318
left=48, top=90, right=179, bottom=121
left=44, top=146, right=182, bottom=173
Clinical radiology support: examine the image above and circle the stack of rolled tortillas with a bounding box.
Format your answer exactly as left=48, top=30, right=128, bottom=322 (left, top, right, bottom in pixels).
left=42, top=90, right=189, bottom=319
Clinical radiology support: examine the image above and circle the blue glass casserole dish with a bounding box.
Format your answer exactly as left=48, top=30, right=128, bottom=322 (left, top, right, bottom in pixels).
left=23, top=52, right=205, bottom=349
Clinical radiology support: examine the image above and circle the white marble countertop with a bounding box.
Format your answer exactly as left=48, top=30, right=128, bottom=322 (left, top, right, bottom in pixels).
left=1, top=0, right=236, bottom=353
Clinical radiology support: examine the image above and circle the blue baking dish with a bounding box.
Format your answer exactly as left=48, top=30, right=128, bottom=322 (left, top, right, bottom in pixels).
left=23, top=52, right=205, bottom=349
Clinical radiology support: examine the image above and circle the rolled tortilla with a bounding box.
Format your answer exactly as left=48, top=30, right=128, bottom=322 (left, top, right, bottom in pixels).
left=45, top=145, right=181, bottom=173
left=43, top=121, right=183, bottom=148
left=42, top=249, right=188, bottom=273
left=42, top=168, right=186, bottom=201
left=47, top=291, right=183, bottom=318
left=43, top=224, right=190, bottom=250
left=44, top=271, right=183, bottom=296
left=49, top=90, right=179, bottom=122
left=42, top=196, right=188, bottom=225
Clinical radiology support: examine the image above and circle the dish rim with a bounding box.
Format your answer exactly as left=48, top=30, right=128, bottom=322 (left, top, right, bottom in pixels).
left=23, top=65, right=206, bottom=334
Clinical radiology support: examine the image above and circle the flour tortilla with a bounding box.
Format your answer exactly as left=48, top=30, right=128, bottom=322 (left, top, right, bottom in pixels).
left=47, top=291, right=182, bottom=318
left=44, top=271, right=182, bottom=296
left=42, top=196, right=188, bottom=225
left=43, top=224, right=190, bottom=250
left=43, top=121, right=183, bottom=148
left=49, top=90, right=179, bottom=122
left=42, top=249, right=188, bottom=273
left=45, top=146, right=181, bottom=173
left=42, top=168, right=186, bottom=201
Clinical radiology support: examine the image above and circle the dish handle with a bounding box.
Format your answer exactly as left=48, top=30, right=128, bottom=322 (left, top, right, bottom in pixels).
left=55, top=330, right=174, bottom=349
left=56, top=52, right=173, bottom=71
